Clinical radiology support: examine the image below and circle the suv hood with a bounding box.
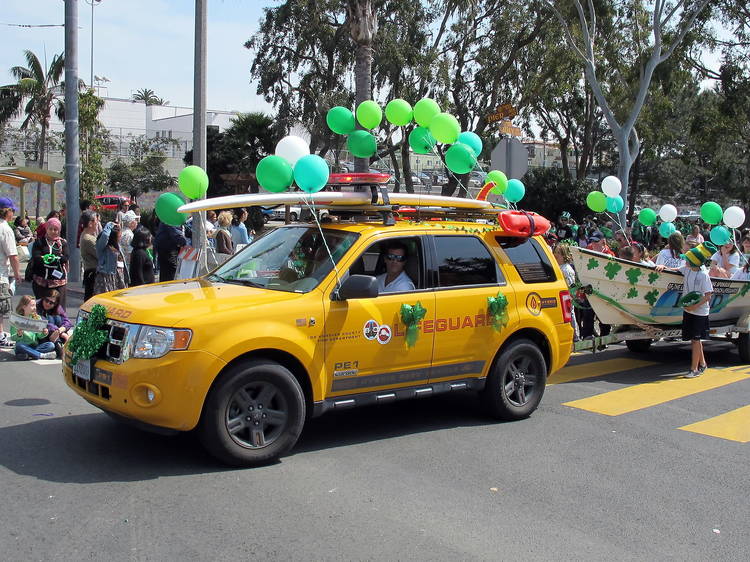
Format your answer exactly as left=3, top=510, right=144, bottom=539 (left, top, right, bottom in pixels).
left=85, top=279, right=308, bottom=327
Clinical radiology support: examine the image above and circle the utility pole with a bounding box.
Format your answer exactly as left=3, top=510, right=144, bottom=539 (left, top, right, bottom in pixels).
left=192, top=0, right=207, bottom=274
left=64, top=0, right=81, bottom=282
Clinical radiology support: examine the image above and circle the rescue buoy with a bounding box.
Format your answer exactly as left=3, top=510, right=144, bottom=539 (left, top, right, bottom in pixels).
left=497, top=210, right=550, bottom=237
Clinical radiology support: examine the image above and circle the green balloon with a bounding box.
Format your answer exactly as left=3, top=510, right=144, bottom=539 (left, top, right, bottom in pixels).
left=413, top=98, right=440, bottom=127
left=700, top=201, right=723, bottom=225
left=326, top=106, right=355, bottom=135
left=586, top=191, right=607, bottom=213
left=408, top=126, right=436, bottom=155
left=155, top=192, right=187, bottom=227
left=256, top=155, right=294, bottom=193
left=445, top=143, right=476, bottom=174
left=178, top=165, right=209, bottom=199
left=429, top=113, right=460, bottom=144
left=638, top=208, right=657, bottom=226
left=356, top=100, right=382, bottom=130
left=504, top=179, right=525, bottom=203
left=487, top=170, right=508, bottom=194
left=385, top=99, right=413, bottom=126
left=457, top=131, right=482, bottom=157
left=347, top=130, right=377, bottom=158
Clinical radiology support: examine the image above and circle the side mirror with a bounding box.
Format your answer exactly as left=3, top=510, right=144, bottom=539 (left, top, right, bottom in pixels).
left=334, top=275, right=379, bottom=300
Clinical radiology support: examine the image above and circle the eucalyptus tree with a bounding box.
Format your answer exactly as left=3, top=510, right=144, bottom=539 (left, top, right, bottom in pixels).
left=0, top=49, right=65, bottom=218
left=542, top=0, right=713, bottom=221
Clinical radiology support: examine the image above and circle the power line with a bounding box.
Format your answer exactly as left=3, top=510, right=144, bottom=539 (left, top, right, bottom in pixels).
left=0, top=22, right=65, bottom=28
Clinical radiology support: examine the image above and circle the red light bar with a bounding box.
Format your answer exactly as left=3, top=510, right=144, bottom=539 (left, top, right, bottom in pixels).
left=328, top=172, right=391, bottom=185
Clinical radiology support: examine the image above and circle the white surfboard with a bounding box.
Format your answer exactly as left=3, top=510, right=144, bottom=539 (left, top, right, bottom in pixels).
left=177, top=191, right=493, bottom=214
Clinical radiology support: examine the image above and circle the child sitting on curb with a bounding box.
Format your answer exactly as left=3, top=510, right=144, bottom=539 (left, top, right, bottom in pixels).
left=11, top=295, right=57, bottom=360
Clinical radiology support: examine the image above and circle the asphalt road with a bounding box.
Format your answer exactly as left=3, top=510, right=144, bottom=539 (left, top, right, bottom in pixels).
left=1, top=329, right=748, bottom=560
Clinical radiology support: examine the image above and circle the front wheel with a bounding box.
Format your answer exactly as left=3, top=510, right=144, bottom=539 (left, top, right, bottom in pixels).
left=198, top=359, right=305, bottom=466
left=289, top=212, right=298, bottom=222
left=480, top=339, right=547, bottom=420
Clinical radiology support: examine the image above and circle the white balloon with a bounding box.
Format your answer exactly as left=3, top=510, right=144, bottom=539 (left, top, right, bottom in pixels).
left=659, top=204, right=678, bottom=223
left=275, top=135, right=310, bottom=166
left=601, top=175, right=622, bottom=197
left=723, top=206, right=746, bottom=229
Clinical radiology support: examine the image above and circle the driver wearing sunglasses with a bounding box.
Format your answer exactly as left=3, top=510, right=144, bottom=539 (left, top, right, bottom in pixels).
left=376, top=241, right=415, bottom=293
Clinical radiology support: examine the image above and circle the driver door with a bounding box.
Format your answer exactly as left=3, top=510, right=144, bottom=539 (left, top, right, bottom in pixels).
left=322, top=235, right=435, bottom=398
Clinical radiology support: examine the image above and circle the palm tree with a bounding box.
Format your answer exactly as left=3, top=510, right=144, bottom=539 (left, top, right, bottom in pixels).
left=133, top=88, right=168, bottom=106
left=0, top=49, right=65, bottom=218
left=346, top=0, right=378, bottom=174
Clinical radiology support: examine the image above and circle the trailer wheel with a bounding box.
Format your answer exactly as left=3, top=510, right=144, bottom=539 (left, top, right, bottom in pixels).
left=626, top=339, right=653, bottom=353
left=738, top=333, right=750, bottom=363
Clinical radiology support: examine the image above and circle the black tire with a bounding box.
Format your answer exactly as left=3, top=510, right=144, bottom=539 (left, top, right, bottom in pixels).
left=289, top=212, right=298, bottom=222
left=480, top=339, right=547, bottom=420
left=738, top=333, right=750, bottom=363
left=262, top=215, right=269, bottom=224
left=198, top=359, right=306, bottom=466
left=626, top=339, right=653, bottom=353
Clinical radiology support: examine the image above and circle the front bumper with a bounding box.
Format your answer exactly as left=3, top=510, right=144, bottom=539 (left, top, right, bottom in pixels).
left=63, top=349, right=226, bottom=431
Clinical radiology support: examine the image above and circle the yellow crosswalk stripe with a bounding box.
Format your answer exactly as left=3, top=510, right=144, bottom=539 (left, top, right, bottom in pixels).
left=548, top=358, right=657, bottom=385
left=679, top=405, right=750, bottom=443
left=562, top=368, right=750, bottom=416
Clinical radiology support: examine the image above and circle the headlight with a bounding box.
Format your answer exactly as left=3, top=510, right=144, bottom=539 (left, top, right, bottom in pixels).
left=133, top=327, right=192, bottom=359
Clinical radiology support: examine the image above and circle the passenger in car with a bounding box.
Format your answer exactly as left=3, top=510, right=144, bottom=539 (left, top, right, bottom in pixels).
left=377, top=241, right=415, bottom=293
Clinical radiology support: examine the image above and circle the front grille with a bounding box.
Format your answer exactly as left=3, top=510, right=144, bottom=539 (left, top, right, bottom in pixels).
left=71, top=372, right=111, bottom=400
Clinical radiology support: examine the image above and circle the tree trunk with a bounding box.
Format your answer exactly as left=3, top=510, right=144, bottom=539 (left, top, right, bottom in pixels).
left=348, top=0, right=377, bottom=175
left=559, top=137, right=571, bottom=181
left=36, top=120, right=48, bottom=219
left=401, top=141, right=414, bottom=194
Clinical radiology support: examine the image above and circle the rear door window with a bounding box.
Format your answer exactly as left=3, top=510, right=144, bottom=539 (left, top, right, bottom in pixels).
left=433, top=236, right=502, bottom=288
left=498, top=237, right=557, bottom=283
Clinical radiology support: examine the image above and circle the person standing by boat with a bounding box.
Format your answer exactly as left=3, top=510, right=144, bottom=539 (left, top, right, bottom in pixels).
left=656, top=243, right=714, bottom=378
left=655, top=232, right=686, bottom=269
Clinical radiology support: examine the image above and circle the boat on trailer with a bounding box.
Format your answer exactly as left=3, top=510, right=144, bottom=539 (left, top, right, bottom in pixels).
left=570, top=246, right=750, bottom=327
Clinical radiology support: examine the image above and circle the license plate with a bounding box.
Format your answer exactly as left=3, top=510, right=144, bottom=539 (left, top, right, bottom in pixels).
left=73, top=359, right=91, bottom=381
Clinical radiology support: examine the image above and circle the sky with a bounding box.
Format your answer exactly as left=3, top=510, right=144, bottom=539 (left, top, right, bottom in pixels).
left=1, top=0, right=274, bottom=113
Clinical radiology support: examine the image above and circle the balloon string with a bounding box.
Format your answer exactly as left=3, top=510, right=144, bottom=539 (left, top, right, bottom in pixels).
left=604, top=211, right=632, bottom=246
left=301, top=194, right=343, bottom=290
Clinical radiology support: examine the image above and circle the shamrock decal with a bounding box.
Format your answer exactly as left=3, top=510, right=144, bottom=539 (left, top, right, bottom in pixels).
left=644, top=289, right=660, bottom=307
left=604, top=261, right=622, bottom=280
left=625, top=268, right=642, bottom=285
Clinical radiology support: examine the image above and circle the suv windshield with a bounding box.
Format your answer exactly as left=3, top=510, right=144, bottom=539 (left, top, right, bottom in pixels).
left=209, top=226, right=358, bottom=293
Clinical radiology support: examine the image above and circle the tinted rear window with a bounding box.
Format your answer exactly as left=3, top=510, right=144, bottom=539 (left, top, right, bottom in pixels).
left=498, top=237, right=557, bottom=283
left=434, top=236, right=500, bottom=287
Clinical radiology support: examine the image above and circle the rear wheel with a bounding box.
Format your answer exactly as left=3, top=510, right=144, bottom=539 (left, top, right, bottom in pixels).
left=198, top=359, right=305, bottom=466
left=289, top=212, right=298, bottom=222
left=481, top=339, right=547, bottom=420
left=626, top=339, right=653, bottom=353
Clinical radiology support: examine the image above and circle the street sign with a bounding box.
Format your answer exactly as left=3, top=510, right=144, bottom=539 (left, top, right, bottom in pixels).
left=498, top=119, right=522, bottom=137
left=490, top=138, right=528, bottom=180
left=486, top=103, right=518, bottom=123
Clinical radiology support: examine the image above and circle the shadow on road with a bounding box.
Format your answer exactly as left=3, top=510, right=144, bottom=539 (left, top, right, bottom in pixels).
left=0, top=413, right=220, bottom=483
left=0, top=391, right=502, bottom=481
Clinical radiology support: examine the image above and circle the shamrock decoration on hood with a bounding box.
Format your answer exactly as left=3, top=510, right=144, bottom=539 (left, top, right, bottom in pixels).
left=67, top=304, right=109, bottom=366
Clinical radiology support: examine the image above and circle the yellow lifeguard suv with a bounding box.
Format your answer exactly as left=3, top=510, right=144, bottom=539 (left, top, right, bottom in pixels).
left=64, top=174, right=574, bottom=466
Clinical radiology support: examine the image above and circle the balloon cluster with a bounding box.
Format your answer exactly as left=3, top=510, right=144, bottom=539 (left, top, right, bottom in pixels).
left=155, top=165, right=209, bottom=227
left=702, top=202, right=745, bottom=245
left=586, top=176, right=623, bottom=214
left=636, top=199, right=746, bottom=244
left=256, top=136, right=330, bottom=195
left=328, top=98, right=483, bottom=176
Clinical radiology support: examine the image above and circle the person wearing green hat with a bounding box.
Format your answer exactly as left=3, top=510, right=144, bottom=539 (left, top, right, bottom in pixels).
left=655, top=242, right=715, bottom=377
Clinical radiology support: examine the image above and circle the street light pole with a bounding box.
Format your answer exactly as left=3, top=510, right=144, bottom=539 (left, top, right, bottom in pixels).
left=192, top=0, right=208, bottom=274
left=64, top=0, right=81, bottom=283
left=87, top=0, right=101, bottom=89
